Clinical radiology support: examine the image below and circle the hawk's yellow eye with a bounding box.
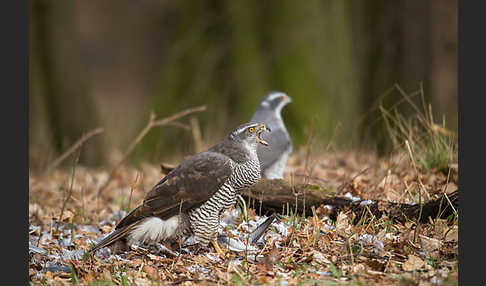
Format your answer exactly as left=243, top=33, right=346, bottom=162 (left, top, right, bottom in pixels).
left=248, top=127, right=255, bottom=133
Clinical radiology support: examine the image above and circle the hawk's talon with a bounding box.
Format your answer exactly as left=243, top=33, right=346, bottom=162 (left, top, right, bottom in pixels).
left=212, top=240, right=226, bottom=260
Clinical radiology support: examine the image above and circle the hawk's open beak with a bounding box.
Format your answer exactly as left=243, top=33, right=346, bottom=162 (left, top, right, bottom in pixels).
left=257, top=124, right=269, bottom=146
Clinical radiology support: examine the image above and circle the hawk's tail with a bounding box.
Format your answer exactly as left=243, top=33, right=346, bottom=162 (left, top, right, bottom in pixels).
left=90, top=206, right=145, bottom=253
left=89, top=226, right=132, bottom=253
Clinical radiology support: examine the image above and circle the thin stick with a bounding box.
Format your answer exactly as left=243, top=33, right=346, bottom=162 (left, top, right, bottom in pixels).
left=127, top=172, right=140, bottom=212
left=94, top=105, right=206, bottom=198
left=46, top=127, right=104, bottom=173
left=337, top=167, right=370, bottom=193
left=405, top=140, right=425, bottom=243
left=80, top=187, right=85, bottom=224
left=443, top=193, right=458, bottom=217
left=58, top=148, right=81, bottom=231
left=190, top=116, right=203, bottom=153
left=348, top=236, right=354, bottom=266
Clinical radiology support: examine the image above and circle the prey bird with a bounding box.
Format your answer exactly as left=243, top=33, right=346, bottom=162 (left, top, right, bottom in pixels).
left=250, top=92, right=293, bottom=179
left=90, top=122, right=269, bottom=257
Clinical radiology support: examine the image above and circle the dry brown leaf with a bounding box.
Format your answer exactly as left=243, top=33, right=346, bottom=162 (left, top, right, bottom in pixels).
left=442, top=182, right=457, bottom=194
left=101, top=224, right=114, bottom=233
left=444, top=226, right=458, bottom=242
left=260, top=247, right=279, bottom=271
left=336, top=212, right=351, bottom=236
left=312, top=250, right=331, bottom=265
left=352, top=263, right=366, bottom=274
left=142, top=265, right=159, bottom=280
left=402, top=255, right=425, bottom=271
left=419, top=235, right=441, bottom=252
left=57, top=209, right=75, bottom=222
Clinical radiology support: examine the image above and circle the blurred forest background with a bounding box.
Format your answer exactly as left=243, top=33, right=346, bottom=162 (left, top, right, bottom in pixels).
left=29, top=0, right=457, bottom=169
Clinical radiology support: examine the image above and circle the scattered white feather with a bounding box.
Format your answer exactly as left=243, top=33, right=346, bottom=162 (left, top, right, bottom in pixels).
left=344, top=192, right=361, bottom=202
left=188, top=265, right=211, bottom=274
left=274, top=221, right=289, bottom=237
left=359, top=234, right=384, bottom=251
left=217, top=236, right=258, bottom=253
left=360, top=199, right=373, bottom=206
left=205, top=253, right=221, bottom=263
left=62, top=249, right=84, bottom=260
left=324, top=205, right=334, bottom=211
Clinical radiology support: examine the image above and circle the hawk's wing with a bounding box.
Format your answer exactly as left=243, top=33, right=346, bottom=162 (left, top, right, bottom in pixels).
left=116, top=151, right=233, bottom=229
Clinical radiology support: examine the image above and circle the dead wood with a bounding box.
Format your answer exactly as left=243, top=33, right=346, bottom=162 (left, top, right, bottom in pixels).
left=242, top=179, right=458, bottom=224
left=158, top=165, right=458, bottom=224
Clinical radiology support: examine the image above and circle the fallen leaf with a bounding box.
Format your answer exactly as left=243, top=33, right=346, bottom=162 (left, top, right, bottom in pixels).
left=402, top=255, right=425, bottom=271
left=335, top=212, right=351, bottom=236
left=260, top=247, right=279, bottom=271
left=444, top=226, right=458, bottom=242
left=352, top=263, right=366, bottom=274
left=312, top=251, right=331, bottom=265
left=101, top=224, right=113, bottom=233
left=143, top=265, right=159, bottom=280
left=419, top=235, right=441, bottom=252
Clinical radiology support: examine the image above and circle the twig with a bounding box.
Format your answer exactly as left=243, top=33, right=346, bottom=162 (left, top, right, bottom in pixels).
left=127, top=172, right=140, bottom=212
left=46, top=127, right=104, bottom=174
left=170, top=278, right=218, bottom=285
left=443, top=193, right=458, bottom=217
left=58, top=148, right=81, bottom=231
left=190, top=116, right=203, bottom=153
left=80, top=187, right=86, bottom=224
left=405, top=140, right=425, bottom=244
left=94, top=105, right=206, bottom=198
left=165, top=121, right=191, bottom=131
left=291, top=173, right=328, bottom=184
left=337, top=167, right=370, bottom=193
left=303, top=116, right=319, bottom=187
left=325, top=122, right=341, bottom=152
left=347, top=236, right=354, bottom=266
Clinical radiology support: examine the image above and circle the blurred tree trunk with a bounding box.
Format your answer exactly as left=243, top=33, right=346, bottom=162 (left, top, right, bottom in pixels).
left=30, top=0, right=105, bottom=168
left=429, top=0, right=458, bottom=131
left=30, top=0, right=55, bottom=169
left=351, top=0, right=456, bottom=153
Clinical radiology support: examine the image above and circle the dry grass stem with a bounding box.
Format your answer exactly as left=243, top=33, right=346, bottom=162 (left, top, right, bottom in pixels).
left=46, top=127, right=104, bottom=174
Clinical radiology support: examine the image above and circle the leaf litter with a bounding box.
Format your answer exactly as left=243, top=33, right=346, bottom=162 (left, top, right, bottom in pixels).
left=29, top=150, right=458, bottom=285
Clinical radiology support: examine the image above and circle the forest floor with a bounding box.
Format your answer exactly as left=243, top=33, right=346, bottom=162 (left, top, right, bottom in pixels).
left=29, top=145, right=458, bottom=286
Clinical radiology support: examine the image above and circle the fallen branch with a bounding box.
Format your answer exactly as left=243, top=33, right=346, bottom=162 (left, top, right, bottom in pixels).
left=242, top=178, right=458, bottom=224
left=94, top=105, right=207, bottom=199
left=46, top=127, right=104, bottom=174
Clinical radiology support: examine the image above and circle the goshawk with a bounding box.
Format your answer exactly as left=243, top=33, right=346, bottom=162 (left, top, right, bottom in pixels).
left=250, top=92, right=292, bottom=179
left=90, top=122, right=269, bottom=255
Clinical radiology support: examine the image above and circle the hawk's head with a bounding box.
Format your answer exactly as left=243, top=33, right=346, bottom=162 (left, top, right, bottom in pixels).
left=229, top=122, right=269, bottom=147
left=257, top=91, right=292, bottom=113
